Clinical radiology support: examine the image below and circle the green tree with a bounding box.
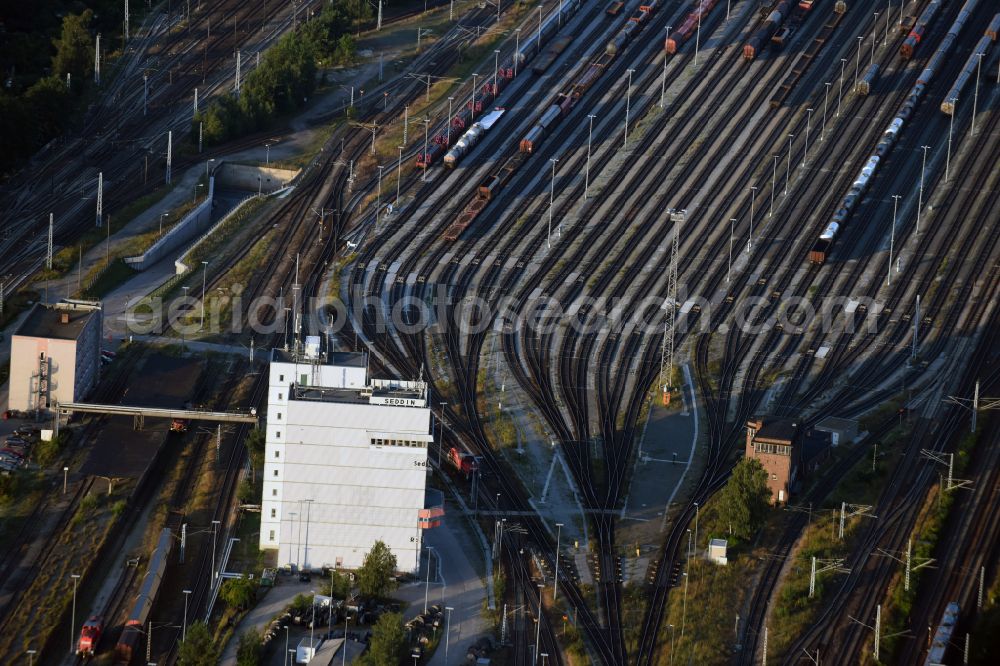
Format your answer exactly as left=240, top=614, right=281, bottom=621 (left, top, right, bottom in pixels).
left=719, top=458, right=772, bottom=540
left=358, top=540, right=397, bottom=599
left=51, top=10, right=94, bottom=85
left=178, top=621, right=219, bottom=666
left=327, top=569, right=350, bottom=599
left=246, top=428, right=266, bottom=471
left=361, top=612, right=405, bottom=665
left=220, top=575, right=258, bottom=611
left=236, top=627, right=263, bottom=666
left=237, top=478, right=255, bottom=505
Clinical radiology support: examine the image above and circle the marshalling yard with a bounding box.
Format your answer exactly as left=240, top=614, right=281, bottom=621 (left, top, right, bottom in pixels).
left=0, top=0, right=998, bottom=664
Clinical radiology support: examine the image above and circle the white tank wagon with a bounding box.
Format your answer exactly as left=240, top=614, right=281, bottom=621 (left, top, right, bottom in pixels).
left=443, top=108, right=507, bottom=168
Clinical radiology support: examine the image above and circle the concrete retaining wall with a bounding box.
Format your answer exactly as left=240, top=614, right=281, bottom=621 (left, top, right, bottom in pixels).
left=175, top=193, right=260, bottom=275
left=124, top=177, right=216, bottom=271
left=215, top=163, right=299, bottom=193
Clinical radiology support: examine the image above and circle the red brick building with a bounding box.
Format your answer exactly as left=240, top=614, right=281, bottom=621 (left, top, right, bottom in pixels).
left=745, top=419, right=798, bottom=504
left=745, top=418, right=833, bottom=504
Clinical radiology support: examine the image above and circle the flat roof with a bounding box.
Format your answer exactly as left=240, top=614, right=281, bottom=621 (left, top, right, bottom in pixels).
left=272, top=348, right=366, bottom=367
left=292, top=384, right=425, bottom=406
left=15, top=303, right=99, bottom=341
left=755, top=419, right=798, bottom=444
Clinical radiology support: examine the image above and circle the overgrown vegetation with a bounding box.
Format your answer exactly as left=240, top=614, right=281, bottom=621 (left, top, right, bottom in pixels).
left=718, top=457, right=772, bottom=541
left=194, top=1, right=368, bottom=145
left=971, top=566, right=1000, bottom=664
left=879, top=423, right=983, bottom=661
left=358, top=540, right=397, bottom=599
left=236, top=627, right=263, bottom=666
left=0, top=1, right=150, bottom=176
left=34, top=430, right=72, bottom=468
left=359, top=612, right=406, bottom=665
left=220, top=574, right=259, bottom=612
left=178, top=621, right=219, bottom=666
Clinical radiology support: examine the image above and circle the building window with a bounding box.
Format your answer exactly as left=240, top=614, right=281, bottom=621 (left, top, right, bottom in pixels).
left=301, top=374, right=308, bottom=385
left=273, top=469, right=279, bottom=477
left=277, top=412, right=282, bottom=420
left=272, top=489, right=278, bottom=497
left=276, top=431, right=281, bottom=438
left=278, top=392, right=283, bottom=400
left=274, top=450, right=280, bottom=459
left=279, top=374, right=284, bottom=382
left=771, top=474, right=777, bottom=480
left=269, top=530, right=275, bottom=541
left=271, top=509, right=276, bottom=518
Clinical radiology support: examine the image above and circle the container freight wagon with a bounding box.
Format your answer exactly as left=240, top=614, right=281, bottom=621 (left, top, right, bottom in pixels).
left=856, top=63, right=879, bottom=95
left=116, top=529, right=173, bottom=663
left=941, top=13, right=1000, bottom=114
left=901, top=0, right=944, bottom=58
left=811, top=0, right=977, bottom=263
left=444, top=0, right=659, bottom=242
left=925, top=602, right=960, bottom=665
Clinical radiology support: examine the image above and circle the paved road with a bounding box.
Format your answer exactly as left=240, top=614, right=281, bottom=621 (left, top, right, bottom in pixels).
left=396, top=511, right=491, bottom=665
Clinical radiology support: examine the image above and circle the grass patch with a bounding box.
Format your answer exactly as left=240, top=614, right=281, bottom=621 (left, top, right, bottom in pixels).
left=36, top=185, right=175, bottom=283
left=0, top=290, right=41, bottom=331
left=80, top=259, right=136, bottom=299
left=878, top=422, right=983, bottom=662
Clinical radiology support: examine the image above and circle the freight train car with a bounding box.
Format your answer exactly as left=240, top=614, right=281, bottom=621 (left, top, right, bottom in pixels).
left=901, top=0, right=944, bottom=58
left=444, top=108, right=506, bottom=168
left=925, top=602, right=960, bottom=666
left=988, top=11, right=1000, bottom=40
left=811, top=0, right=979, bottom=262
left=665, top=0, right=721, bottom=53
left=744, top=0, right=795, bottom=60
left=116, top=529, right=173, bottom=663
left=941, top=13, right=999, bottom=114
left=445, top=0, right=658, bottom=241
left=856, top=63, right=880, bottom=95
left=532, top=35, right=573, bottom=75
